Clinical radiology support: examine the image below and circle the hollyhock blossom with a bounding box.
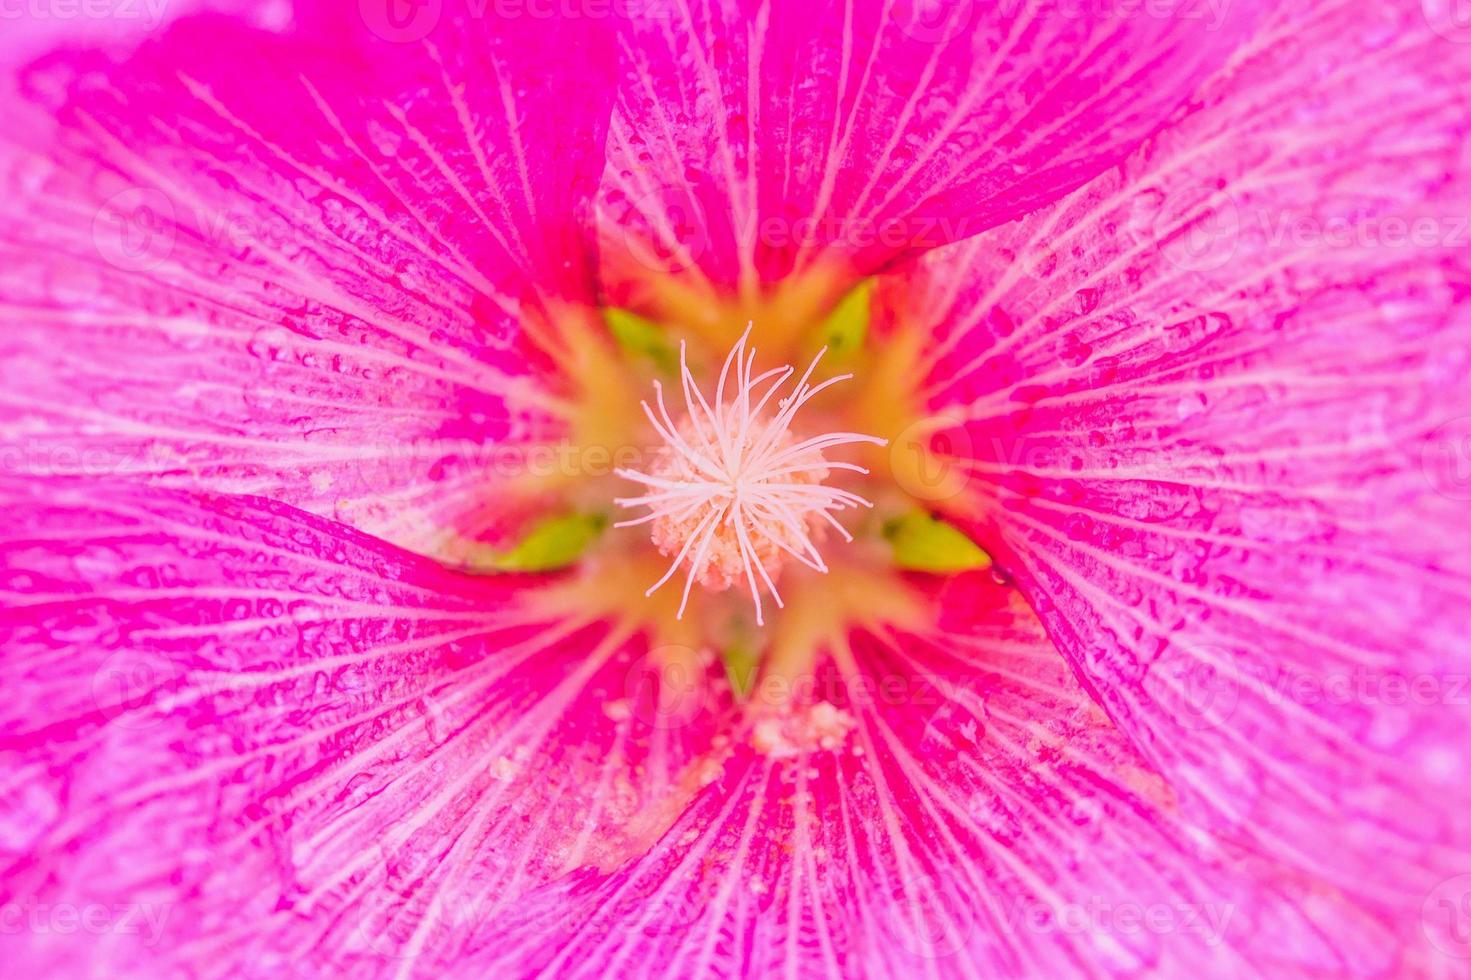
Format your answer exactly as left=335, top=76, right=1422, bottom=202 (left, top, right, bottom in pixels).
left=2, top=0, right=1470, bottom=977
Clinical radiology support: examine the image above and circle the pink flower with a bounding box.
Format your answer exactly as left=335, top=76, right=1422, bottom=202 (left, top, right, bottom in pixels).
left=2, top=0, right=1469, bottom=976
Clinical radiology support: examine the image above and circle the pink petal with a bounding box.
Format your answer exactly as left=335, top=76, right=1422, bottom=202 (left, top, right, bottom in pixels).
left=0, top=0, right=235, bottom=68
left=0, top=4, right=616, bottom=561
left=599, top=0, right=1262, bottom=310
left=893, top=0, right=1471, bottom=942
left=0, top=481, right=725, bottom=976
left=477, top=573, right=1419, bottom=976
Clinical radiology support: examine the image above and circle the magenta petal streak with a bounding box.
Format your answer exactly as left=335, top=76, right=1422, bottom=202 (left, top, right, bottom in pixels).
left=599, top=0, right=1264, bottom=301
left=0, top=5, right=617, bottom=561
left=1, top=0, right=1469, bottom=977
left=0, top=481, right=725, bottom=976
left=901, top=0, right=1471, bottom=963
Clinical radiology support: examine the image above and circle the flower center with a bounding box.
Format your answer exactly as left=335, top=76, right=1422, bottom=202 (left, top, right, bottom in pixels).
left=614, top=327, right=885, bottom=625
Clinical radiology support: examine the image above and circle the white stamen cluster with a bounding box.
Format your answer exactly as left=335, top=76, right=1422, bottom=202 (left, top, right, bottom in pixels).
left=615, top=327, right=885, bottom=625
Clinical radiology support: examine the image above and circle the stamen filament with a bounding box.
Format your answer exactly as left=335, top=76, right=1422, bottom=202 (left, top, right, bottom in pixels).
left=615, top=325, right=886, bottom=624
